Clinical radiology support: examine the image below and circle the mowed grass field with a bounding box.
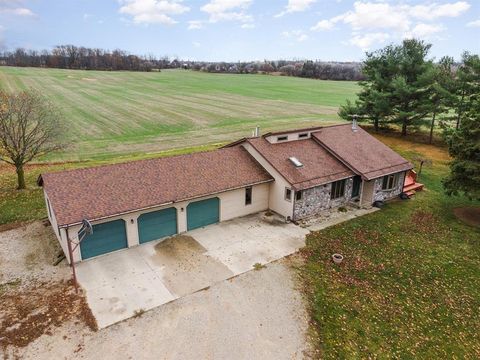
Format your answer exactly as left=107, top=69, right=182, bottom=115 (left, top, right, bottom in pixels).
left=0, top=67, right=358, bottom=161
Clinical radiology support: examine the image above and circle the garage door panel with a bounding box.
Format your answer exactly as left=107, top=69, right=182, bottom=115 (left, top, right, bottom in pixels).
left=80, top=219, right=128, bottom=260
left=187, top=198, right=219, bottom=231
left=138, top=207, right=177, bottom=244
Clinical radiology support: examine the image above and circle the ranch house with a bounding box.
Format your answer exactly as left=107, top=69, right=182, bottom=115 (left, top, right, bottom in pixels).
left=38, top=124, right=412, bottom=263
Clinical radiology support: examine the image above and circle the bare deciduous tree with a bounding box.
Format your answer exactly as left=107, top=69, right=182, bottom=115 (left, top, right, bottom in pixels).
left=0, top=90, right=65, bottom=189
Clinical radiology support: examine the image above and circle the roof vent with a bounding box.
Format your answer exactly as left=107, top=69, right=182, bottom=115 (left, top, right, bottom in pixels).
left=289, top=157, right=303, bottom=168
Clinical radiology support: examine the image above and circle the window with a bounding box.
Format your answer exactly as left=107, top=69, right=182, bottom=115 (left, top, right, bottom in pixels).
left=382, top=174, right=399, bottom=190
left=285, top=187, right=292, bottom=201
left=295, top=190, right=302, bottom=201
left=245, top=186, right=252, bottom=205
left=298, top=133, right=308, bottom=139
left=331, top=179, right=346, bottom=199
left=277, top=135, right=288, bottom=142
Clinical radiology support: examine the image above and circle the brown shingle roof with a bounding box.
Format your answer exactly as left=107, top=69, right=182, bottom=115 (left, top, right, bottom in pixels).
left=312, top=124, right=412, bottom=180
left=40, top=147, right=273, bottom=227
left=246, top=137, right=354, bottom=190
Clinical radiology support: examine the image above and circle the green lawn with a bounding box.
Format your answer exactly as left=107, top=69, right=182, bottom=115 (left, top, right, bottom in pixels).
left=300, top=135, right=480, bottom=358
left=0, top=67, right=358, bottom=161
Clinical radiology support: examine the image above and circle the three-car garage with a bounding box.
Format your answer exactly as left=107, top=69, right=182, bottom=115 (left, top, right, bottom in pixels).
left=79, top=198, right=220, bottom=260
left=40, top=145, right=273, bottom=264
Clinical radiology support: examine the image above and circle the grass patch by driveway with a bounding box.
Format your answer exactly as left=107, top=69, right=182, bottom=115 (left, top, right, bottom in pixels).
left=300, top=136, right=480, bottom=358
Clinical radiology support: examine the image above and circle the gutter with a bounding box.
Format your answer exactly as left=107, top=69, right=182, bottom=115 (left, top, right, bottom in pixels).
left=363, top=163, right=413, bottom=181
left=292, top=172, right=354, bottom=191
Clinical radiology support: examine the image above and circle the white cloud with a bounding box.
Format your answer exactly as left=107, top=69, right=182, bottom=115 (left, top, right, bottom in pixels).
left=276, top=0, right=316, bottom=17
left=188, top=20, right=203, bottom=30
left=310, top=16, right=342, bottom=31
left=282, top=29, right=309, bottom=42
left=192, top=41, right=201, bottom=48
left=466, top=19, right=480, bottom=27
left=409, top=1, right=470, bottom=21
left=312, top=1, right=471, bottom=49
left=201, top=0, right=253, bottom=24
left=349, top=32, right=390, bottom=50
left=118, top=0, right=189, bottom=25
left=241, top=23, right=255, bottom=29
left=341, top=2, right=411, bottom=32
left=405, top=23, right=445, bottom=38
left=0, top=7, right=35, bottom=17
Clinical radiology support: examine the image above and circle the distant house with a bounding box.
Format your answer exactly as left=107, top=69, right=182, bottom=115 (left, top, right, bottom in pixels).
left=38, top=124, right=411, bottom=263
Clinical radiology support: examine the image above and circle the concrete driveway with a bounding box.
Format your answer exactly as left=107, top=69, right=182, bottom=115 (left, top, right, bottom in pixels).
left=76, top=213, right=308, bottom=328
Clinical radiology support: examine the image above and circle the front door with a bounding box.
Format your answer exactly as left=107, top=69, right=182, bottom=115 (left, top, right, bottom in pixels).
left=352, top=176, right=361, bottom=198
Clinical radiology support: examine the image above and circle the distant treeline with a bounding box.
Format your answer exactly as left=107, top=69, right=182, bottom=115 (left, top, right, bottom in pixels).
left=0, top=45, right=365, bottom=81
left=191, top=60, right=365, bottom=81
left=0, top=46, right=159, bottom=71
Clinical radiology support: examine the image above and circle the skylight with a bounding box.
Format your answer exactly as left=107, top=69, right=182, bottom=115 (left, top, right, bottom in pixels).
left=289, top=157, right=303, bottom=168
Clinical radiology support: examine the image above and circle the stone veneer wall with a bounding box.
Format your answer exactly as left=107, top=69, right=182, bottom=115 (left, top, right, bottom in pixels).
left=294, top=177, right=354, bottom=220
left=373, top=171, right=406, bottom=202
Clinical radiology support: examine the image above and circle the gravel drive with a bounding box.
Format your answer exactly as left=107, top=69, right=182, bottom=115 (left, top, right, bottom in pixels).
left=1, top=222, right=311, bottom=359
left=0, top=221, right=70, bottom=285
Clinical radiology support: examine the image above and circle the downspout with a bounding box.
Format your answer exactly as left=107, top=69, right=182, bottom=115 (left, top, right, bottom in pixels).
left=65, top=226, right=79, bottom=293
left=359, top=180, right=365, bottom=207
left=292, top=188, right=297, bottom=223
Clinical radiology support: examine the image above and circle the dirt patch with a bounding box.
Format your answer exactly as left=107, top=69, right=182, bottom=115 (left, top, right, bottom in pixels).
left=454, top=207, right=480, bottom=228
left=152, top=235, right=233, bottom=297
left=0, top=279, right=97, bottom=350
left=154, top=235, right=206, bottom=265
left=82, top=78, right=97, bottom=82
left=405, top=210, right=447, bottom=237
left=0, top=222, right=28, bottom=233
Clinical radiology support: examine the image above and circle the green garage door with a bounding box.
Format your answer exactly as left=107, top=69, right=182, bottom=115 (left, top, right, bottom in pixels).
left=138, top=207, right=177, bottom=244
left=80, top=219, right=128, bottom=260
left=187, top=197, right=220, bottom=231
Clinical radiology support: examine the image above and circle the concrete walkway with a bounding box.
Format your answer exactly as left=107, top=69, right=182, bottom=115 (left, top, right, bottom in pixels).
left=303, top=207, right=380, bottom=232
left=76, top=213, right=308, bottom=329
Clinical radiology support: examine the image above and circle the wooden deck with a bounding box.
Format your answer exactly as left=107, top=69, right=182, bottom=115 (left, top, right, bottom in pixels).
left=403, top=170, right=424, bottom=197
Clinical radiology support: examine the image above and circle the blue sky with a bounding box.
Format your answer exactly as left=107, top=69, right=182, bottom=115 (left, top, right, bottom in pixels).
left=1, top=1, right=479, bottom=61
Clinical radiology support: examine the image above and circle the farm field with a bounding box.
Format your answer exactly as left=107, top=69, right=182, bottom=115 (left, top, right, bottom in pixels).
left=0, top=67, right=358, bottom=161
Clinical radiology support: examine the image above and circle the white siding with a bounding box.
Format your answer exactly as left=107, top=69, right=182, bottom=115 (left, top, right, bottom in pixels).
left=219, top=183, right=269, bottom=221
left=241, top=143, right=294, bottom=219
left=265, top=131, right=312, bottom=143
left=43, top=190, right=69, bottom=259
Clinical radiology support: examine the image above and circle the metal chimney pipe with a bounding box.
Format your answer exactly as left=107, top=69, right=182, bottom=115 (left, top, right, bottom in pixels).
left=352, top=115, right=358, bottom=132
left=255, top=126, right=260, bottom=137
